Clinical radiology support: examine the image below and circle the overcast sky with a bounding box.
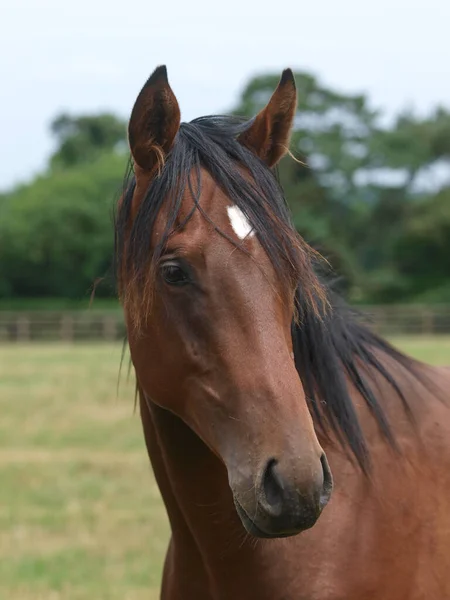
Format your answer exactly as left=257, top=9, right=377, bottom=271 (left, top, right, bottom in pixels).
left=1, top=0, right=449, bottom=190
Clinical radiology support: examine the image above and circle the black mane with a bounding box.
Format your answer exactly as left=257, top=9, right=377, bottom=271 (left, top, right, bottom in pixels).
left=292, top=286, right=420, bottom=472
left=115, top=114, right=420, bottom=472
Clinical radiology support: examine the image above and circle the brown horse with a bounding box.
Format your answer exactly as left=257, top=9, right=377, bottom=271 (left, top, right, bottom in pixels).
left=115, top=66, right=450, bottom=599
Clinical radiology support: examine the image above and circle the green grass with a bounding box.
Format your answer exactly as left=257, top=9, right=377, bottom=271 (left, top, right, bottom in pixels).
left=0, top=337, right=449, bottom=599
left=388, top=335, right=450, bottom=366
left=0, top=345, right=167, bottom=600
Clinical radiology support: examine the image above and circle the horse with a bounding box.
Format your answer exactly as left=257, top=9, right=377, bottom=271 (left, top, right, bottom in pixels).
left=115, top=65, right=450, bottom=599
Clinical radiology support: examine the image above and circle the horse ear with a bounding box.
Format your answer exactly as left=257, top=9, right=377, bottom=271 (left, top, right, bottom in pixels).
left=238, top=69, right=297, bottom=167
left=128, top=65, right=181, bottom=172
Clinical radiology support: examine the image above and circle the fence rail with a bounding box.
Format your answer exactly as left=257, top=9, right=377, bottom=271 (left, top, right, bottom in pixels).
left=0, top=311, right=126, bottom=342
left=0, top=305, right=450, bottom=342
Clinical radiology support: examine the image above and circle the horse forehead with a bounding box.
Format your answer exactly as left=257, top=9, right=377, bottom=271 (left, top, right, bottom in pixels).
left=153, top=170, right=257, bottom=253
left=185, top=171, right=255, bottom=242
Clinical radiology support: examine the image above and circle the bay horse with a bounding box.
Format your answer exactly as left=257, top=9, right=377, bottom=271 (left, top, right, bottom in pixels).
left=115, top=65, right=450, bottom=599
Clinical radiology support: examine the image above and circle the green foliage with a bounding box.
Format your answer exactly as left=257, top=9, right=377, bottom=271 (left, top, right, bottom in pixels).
left=235, top=71, right=377, bottom=199
left=50, top=113, right=127, bottom=169
left=0, top=152, right=128, bottom=299
left=0, top=77, right=449, bottom=304
left=392, top=188, right=450, bottom=298
left=369, top=107, right=450, bottom=183
left=235, top=70, right=449, bottom=303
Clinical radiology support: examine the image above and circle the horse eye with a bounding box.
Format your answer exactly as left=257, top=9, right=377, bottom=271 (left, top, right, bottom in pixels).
left=161, top=263, right=189, bottom=286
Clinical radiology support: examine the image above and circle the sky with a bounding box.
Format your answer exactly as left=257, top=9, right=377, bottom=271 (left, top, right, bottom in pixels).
left=1, top=0, right=449, bottom=191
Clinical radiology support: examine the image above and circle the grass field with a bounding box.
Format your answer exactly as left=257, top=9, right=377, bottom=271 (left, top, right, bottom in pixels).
left=1, top=337, right=449, bottom=599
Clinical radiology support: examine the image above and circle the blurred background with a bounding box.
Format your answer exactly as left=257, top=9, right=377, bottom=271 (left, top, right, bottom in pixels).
left=0, top=1, right=449, bottom=599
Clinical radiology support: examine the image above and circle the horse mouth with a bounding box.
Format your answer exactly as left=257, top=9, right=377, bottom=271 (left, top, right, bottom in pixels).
left=234, top=499, right=300, bottom=539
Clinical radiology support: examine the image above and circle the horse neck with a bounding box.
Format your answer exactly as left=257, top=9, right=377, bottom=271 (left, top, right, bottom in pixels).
left=138, top=390, right=250, bottom=568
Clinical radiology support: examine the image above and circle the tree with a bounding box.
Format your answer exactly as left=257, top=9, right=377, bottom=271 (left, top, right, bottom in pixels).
left=232, top=71, right=450, bottom=303
left=392, top=188, right=450, bottom=301
left=0, top=152, right=127, bottom=299
left=1, top=71, right=448, bottom=304
left=368, top=107, right=450, bottom=193
left=49, top=113, right=127, bottom=169
left=234, top=71, right=379, bottom=202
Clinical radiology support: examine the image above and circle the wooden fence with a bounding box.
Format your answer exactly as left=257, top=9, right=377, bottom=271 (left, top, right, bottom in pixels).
left=0, top=305, right=449, bottom=342
left=0, top=311, right=126, bottom=342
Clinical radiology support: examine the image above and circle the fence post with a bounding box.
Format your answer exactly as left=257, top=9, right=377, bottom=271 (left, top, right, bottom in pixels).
left=60, top=315, right=74, bottom=342
left=17, top=315, right=30, bottom=342
left=103, top=316, right=118, bottom=341
left=422, top=310, right=433, bottom=335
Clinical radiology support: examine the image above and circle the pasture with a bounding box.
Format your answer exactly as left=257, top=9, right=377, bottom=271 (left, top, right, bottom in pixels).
left=1, top=337, right=449, bottom=599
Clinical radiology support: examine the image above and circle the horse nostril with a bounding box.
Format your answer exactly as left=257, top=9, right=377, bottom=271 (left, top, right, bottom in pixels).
left=319, top=453, right=333, bottom=509
left=262, top=458, right=284, bottom=512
